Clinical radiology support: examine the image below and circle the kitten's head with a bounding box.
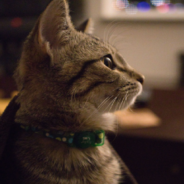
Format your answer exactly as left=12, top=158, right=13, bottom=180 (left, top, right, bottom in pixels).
left=15, top=0, right=144, bottom=131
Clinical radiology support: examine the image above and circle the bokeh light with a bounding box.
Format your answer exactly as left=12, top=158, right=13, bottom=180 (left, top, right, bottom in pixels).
left=157, top=3, right=170, bottom=13
left=113, top=0, right=184, bottom=14
left=151, top=0, right=165, bottom=6
left=151, top=0, right=170, bottom=6
left=137, top=2, right=151, bottom=12
left=175, top=3, right=184, bottom=12
left=126, top=4, right=138, bottom=14
left=115, top=0, right=129, bottom=9
left=168, top=4, right=176, bottom=12
left=11, top=17, right=23, bottom=28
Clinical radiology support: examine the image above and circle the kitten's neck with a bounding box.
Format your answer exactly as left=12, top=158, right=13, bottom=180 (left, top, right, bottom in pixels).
left=18, top=124, right=105, bottom=149
left=15, top=111, right=116, bottom=133
left=15, top=99, right=117, bottom=132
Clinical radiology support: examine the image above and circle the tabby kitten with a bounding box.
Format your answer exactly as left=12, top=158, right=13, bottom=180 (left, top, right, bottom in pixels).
left=0, top=0, right=144, bottom=183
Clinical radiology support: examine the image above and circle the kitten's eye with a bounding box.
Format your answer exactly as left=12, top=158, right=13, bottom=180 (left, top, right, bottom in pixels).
left=103, top=56, right=114, bottom=69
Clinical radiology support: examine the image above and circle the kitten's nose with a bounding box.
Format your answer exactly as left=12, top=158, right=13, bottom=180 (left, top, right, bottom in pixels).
left=136, top=74, right=145, bottom=84
left=132, top=71, right=145, bottom=84
left=128, top=70, right=145, bottom=84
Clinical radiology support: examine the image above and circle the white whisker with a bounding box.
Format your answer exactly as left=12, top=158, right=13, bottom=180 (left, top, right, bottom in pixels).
left=114, top=93, right=121, bottom=112
left=107, top=21, right=122, bottom=43
left=109, top=34, right=126, bottom=47
left=81, top=108, right=99, bottom=125
left=103, top=21, right=117, bottom=43
left=108, top=97, right=118, bottom=112
left=97, top=95, right=114, bottom=110
left=101, top=97, right=114, bottom=113
left=84, top=92, right=94, bottom=107
left=118, top=91, right=128, bottom=111
left=114, top=40, right=131, bottom=50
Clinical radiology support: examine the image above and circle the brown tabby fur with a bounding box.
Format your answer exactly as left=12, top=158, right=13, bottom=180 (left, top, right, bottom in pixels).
left=0, top=0, right=144, bottom=183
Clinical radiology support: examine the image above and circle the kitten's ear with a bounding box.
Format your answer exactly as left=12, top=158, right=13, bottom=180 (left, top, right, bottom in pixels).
left=76, top=19, right=94, bottom=34
left=38, top=0, right=74, bottom=51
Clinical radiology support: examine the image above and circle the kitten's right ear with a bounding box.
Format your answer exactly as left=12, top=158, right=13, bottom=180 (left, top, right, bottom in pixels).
left=38, top=0, right=74, bottom=52
left=76, top=19, right=94, bottom=34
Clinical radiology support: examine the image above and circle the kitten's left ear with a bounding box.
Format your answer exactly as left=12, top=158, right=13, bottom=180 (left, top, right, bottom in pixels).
left=76, top=19, right=94, bottom=34
left=38, top=0, right=74, bottom=51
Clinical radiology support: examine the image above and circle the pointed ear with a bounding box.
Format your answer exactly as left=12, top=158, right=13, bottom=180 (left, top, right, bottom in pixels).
left=38, top=0, right=74, bottom=51
left=76, top=19, right=94, bottom=34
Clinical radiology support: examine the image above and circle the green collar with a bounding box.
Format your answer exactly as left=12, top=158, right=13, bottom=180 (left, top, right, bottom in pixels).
left=19, top=124, right=105, bottom=149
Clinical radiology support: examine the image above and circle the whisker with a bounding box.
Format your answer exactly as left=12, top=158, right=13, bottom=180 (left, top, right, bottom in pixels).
left=118, top=96, right=125, bottom=111
left=125, top=91, right=129, bottom=102
left=81, top=86, right=120, bottom=125
left=81, top=108, right=99, bottom=125
left=102, top=96, right=117, bottom=113
left=97, top=86, right=119, bottom=110
left=118, top=91, right=128, bottom=111
left=97, top=95, right=114, bottom=110
left=101, top=97, right=115, bottom=113
left=82, top=95, right=115, bottom=125
left=84, top=92, right=94, bottom=107
left=107, top=21, right=122, bottom=43
left=109, top=34, right=127, bottom=46
left=108, top=97, right=118, bottom=112
left=113, top=38, right=131, bottom=49
left=114, top=93, right=121, bottom=112
left=103, top=20, right=117, bottom=43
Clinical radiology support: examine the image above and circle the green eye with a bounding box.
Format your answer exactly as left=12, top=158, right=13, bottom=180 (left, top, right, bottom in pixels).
left=103, top=56, right=114, bottom=69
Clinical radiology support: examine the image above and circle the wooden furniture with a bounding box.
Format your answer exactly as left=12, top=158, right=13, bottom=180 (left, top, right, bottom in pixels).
left=109, top=89, right=184, bottom=184
left=0, top=99, right=10, bottom=115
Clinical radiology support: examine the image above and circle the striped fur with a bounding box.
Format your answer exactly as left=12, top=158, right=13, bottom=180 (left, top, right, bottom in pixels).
left=2, top=0, right=144, bottom=183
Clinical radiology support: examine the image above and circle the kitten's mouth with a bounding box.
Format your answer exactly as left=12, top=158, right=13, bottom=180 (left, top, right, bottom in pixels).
left=117, top=82, right=142, bottom=109
left=119, top=82, right=142, bottom=96
left=97, top=82, right=142, bottom=113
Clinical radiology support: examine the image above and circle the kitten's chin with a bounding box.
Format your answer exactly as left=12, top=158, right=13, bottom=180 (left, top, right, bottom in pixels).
left=136, top=81, right=143, bottom=96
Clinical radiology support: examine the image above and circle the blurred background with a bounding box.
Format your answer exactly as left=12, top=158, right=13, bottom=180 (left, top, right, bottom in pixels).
left=1, top=0, right=184, bottom=96
left=0, top=0, right=184, bottom=184
left=87, top=0, right=184, bottom=89
left=0, top=0, right=85, bottom=98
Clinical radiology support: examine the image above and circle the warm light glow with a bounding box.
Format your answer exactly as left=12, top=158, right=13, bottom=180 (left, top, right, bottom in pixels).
left=157, top=3, right=170, bottom=13
left=11, top=17, right=23, bottom=28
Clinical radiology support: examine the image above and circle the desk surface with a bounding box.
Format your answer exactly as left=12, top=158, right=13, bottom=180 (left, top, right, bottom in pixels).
left=0, top=99, right=10, bottom=115
left=120, top=89, right=184, bottom=142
